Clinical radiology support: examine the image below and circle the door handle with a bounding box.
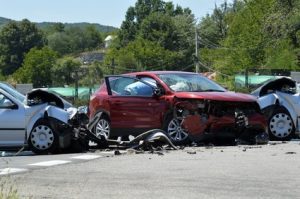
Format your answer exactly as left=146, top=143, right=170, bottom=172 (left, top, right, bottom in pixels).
left=114, top=101, right=123, bottom=105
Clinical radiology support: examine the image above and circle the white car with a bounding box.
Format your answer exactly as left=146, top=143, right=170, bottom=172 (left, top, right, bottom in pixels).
left=252, top=77, right=300, bottom=140
left=0, top=83, right=76, bottom=154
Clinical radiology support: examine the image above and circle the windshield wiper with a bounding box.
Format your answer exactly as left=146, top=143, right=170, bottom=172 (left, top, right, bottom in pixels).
left=199, top=89, right=225, bottom=92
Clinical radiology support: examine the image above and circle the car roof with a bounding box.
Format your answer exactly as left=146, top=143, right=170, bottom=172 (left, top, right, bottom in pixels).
left=124, top=71, right=198, bottom=76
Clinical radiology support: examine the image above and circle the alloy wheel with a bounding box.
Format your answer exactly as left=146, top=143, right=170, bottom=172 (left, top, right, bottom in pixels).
left=95, top=118, right=110, bottom=139
left=167, top=118, right=188, bottom=142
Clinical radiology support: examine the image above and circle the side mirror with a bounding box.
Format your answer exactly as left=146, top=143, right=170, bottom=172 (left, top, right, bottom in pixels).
left=153, top=88, right=163, bottom=97
left=2, top=100, right=18, bottom=109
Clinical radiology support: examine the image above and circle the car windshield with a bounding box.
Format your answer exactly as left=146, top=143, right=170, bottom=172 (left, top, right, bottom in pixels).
left=0, top=83, right=25, bottom=102
left=157, top=73, right=226, bottom=92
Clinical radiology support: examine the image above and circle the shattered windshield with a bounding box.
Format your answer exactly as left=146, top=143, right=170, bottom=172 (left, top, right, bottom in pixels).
left=157, top=73, right=226, bottom=92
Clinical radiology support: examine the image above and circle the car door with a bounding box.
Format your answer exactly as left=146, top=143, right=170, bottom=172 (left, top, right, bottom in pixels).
left=0, top=91, right=26, bottom=147
left=105, top=76, right=167, bottom=130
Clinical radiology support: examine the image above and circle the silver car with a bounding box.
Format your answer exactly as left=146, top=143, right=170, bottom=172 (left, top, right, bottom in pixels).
left=0, top=83, right=75, bottom=154
left=252, top=77, right=300, bottom=140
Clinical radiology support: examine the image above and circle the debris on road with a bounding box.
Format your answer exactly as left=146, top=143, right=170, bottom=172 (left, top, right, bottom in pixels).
left=187, top=151, right=197, bottom=155
left=285, top=152, right=296, bottom=155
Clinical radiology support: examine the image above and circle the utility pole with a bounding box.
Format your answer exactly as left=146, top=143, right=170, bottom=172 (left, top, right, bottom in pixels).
left=111, top=58, right=115, bottom=75
left=195, top=26, right=199, bottom=73
left=245, top=68, right=249, bottom=88
left=74, top=70, right=79, bottom=100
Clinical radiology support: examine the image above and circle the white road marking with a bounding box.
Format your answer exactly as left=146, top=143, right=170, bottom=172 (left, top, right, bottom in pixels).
left=71, top=154, right=101, bottom=160
left=0, top=168, right=27, bottom=175
left=29, top=160, right=71, bottom=167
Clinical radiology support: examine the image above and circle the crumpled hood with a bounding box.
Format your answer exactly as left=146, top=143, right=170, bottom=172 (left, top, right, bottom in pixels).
left=251, top=77, right=295, bottom=97
left=27, top=89, right=65, bottom=109
left=174, top=91, right=257, bottom=102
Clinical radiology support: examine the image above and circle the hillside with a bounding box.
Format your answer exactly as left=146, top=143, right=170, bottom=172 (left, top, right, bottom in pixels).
left=0, top=17, right=11, bottom=27
left=0, top=16, right=117, bottom=32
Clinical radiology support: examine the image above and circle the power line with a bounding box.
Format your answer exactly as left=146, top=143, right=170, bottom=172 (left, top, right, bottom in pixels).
left=197, top=60, right=231, bottom=77
left=198, top=37, right=220, bottom=48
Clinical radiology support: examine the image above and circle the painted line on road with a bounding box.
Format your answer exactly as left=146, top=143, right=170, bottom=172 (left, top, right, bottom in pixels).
left=0, top=168, right=27, bottom=175
left=29, top=160, right=71, bottom=167
left=71, top=154, right=102, bottom=160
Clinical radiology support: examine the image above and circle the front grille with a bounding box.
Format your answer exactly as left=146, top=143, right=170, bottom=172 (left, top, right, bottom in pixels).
left=208, top=101, right=260, bottom=117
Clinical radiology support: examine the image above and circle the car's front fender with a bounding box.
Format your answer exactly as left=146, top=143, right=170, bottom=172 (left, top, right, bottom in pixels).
left=256, top=93, right=279, bottom=110
left=26, top=105, right=70, bottom=140
left=258, top=93, right=298, bottom=131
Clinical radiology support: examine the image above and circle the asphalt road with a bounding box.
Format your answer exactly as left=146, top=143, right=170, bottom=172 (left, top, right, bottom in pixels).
left=1, top=141, right=300, bottom=199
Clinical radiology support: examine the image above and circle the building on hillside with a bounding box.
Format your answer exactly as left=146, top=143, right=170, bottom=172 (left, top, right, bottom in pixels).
left=104, top=35, right=115, bottom=48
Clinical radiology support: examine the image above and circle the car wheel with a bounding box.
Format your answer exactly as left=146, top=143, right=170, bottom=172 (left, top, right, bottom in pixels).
left=268, top=107, right=295, bottom=140
left=163, top=115, right=189, bottom=145
left=95, top=116, right=111, bottom=140
left=29, top=120, right=58, bottom=154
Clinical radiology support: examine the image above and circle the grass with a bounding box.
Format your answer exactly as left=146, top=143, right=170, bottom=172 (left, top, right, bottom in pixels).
left=0, top=177, right=19, bottom=199
left=0, top=158, right=19, bottom=199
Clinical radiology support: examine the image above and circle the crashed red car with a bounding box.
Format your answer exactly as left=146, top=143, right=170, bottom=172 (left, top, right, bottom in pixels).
left=89, top=71, right=267, bottom=144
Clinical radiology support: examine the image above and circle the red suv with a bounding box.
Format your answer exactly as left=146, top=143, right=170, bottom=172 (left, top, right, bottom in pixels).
left=89, top=71, right=267, bottom=144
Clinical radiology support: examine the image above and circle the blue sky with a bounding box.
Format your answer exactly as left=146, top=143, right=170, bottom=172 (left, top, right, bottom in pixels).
left=0, top=0, right=231, bottom=27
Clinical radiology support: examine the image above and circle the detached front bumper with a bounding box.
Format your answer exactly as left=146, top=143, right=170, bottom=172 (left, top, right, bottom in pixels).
left=182, top=113, right=268, bottom=144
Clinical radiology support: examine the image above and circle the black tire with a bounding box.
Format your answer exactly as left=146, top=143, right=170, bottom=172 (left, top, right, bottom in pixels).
left=163, top=115, right=190, bottom=145
left=268, top=106, right=295, bottom=141
left=29, top=119, right=59, bottom=155
left=94, top=115, right=111, bottom=140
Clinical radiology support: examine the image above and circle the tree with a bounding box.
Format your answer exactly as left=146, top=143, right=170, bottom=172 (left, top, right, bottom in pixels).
left=52, top=58, right=81, bottom=86
left=104, top=38, right=180, bottom=73
left=79, top=61, right=107, bottom=87
left=14, top=47, right=58, bottom=87
left=138, top=13, right=179, bottom=50
left=0, top=19, right=45, bottom=75
left=84, top=25, right=103, bottom=50
left=113, top=0, right=196, bottom=71
left=47, top=26, right=103, bottom=55
left=118, top=0, right=189, bottom=47
left=198, top=1, right=234, bottom=48
left=118, top=6, right=137, bottom=47
left=263, top=0, right=300, bottom=67
left=172, top=14, right=196, bottom=70
left=47, top=32, right=72, bottom=55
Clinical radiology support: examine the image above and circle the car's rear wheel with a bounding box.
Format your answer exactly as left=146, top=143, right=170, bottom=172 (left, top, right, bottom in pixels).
left=95, top=116, right=111, bottom=140
left=163, top=115, right=189, bottom=145
left=29, top=120, right=58, bottom=154
left=268, top=107, right=295, bottom=140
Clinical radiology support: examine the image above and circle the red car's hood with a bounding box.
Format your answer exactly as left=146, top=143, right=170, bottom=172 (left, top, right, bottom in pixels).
left=174, top=91, right=257, bottom=102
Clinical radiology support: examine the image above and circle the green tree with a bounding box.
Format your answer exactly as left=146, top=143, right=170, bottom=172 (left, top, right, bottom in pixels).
left=84, top=25, right=103, bottom=50
left=138, top=13, right=179, bottom=50
left=47, top=26, right=103, bottom=55
left=52, top=58, right=81, bottom=86
left=79, top=61, right=107, bottom=87
left=172, top=14, right=196, bottom=70
left=0, top=19, right=45, bottom=75
left=118, top=6, right=137, bottom=47
left=118, top=0, right=190, bottom=47
left=47, top=32, right=72, bottom=55
left=14, top=47, right=58, bottom=87
left=105, top=38, right=179, bottom=73
left=114, top=0, right=195, bottom=71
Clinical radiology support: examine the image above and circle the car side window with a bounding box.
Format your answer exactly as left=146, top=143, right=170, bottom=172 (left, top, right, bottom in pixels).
left=108, top=77, right=153, bottom=97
